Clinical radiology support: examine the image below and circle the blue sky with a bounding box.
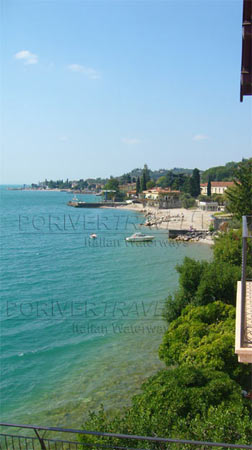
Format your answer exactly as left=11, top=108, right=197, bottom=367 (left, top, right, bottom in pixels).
left=1, top=0, right=252, bottom=183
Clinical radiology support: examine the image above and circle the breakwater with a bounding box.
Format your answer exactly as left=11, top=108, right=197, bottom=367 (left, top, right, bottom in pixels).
left=68, top=201, right=127, bottom=208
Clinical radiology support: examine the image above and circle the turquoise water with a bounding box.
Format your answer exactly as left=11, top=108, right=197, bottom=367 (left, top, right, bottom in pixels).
left=0, top=188, right=212, bottom=427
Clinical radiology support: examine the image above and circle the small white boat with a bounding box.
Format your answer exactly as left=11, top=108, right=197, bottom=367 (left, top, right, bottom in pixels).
left=125, top=232, right=154, bottom=242
left=90, top=234, right=97, bottom=239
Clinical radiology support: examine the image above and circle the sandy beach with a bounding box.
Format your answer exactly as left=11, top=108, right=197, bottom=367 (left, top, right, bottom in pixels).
left=115, top=203, right=215, bottom=245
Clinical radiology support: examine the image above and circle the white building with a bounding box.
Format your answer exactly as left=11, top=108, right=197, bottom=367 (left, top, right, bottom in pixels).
left=200, top=181, right=235, bottom=196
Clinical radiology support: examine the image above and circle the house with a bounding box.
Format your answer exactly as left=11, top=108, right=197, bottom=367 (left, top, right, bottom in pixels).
left=126, top=190, right=137, bottom=198
left=200, top=181, right=235, bottom=196
left=141, top=187, right=181, bottom=209
left=119, top=183, right=136, bottom=193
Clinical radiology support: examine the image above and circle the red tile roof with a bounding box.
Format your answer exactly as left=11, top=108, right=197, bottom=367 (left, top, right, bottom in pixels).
left=200, top=181, right=235, bottom=187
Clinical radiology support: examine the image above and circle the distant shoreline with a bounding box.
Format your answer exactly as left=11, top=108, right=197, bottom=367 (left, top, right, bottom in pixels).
left=6, top=187, right=95, bottom=194
left=7, top=187, right=215, bottom=245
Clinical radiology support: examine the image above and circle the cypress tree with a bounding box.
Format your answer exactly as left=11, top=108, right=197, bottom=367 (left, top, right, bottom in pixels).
left=191, top=168, right=201, bottom=197
left=141, top=172, right=147, bottom=192
left=136, top=176, right=140, bottom=194
left=207, top=179, right=211, bottom=197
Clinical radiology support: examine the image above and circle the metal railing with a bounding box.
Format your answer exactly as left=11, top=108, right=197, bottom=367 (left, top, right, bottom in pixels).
left=241, top=216, right=252, bottom=346
left=0, top=423, right=252, bottom=450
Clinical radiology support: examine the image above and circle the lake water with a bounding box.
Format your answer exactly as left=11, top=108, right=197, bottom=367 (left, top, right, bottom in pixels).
left=0, top=188, right=212, bottom=427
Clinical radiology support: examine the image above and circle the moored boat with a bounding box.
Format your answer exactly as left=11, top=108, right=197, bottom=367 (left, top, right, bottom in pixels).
left=125, top=232, right=154, bottom=242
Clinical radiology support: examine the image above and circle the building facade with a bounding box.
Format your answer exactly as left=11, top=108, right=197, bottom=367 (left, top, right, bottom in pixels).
left=200, top=181, right=235, bottom=196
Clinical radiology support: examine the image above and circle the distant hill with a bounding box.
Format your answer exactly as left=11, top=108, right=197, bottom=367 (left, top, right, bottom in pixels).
left=118, top=167, right=194, bottom=183
left=37, top=159, right=249, bottom=189
left=200, top=160, right=248, bottom=183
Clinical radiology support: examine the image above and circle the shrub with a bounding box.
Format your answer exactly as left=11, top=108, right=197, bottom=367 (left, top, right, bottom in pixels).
left=159, top=301, right=251, bottom=388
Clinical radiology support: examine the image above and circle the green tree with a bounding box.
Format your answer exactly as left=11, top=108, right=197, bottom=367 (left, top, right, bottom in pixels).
left=180, top=193, right=196, bottom=209
left=201, top=161, right=237, bottom=183
left=104, top=177, right=119, bottom=191
left=159, top=301, right=250, bottom=387
left=181, top=176, right=192, bottom=194
left=225, top=159, right=252, bottom=219
left=143, top=164, right=151, bottom=183
left=140, top=172, right=147, bottom=191
left=146, top=180, right=155, bottom=189
left=80, top=367, right=251, bottom=446
left=156, top=176, right=167, bottom=187
left=136, top=176, right=140, bottom=194
left=213, top=228, right=252, bottom=268
left=190, top=168, right=201, bottom=197
left=175, top=403, right=252, bottom=445
left=162, top=257, right=241, bottom=323
left=207, top=178, right=211, bottom=197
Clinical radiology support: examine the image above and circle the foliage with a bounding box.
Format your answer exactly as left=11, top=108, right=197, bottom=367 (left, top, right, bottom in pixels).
left=211, top=193, right=225, bottom=205
left=129, top=367, right=243, bottom=433
left=225, top=159, right=252, bottom=219
left=146, top=180, right=156, bottom=189
left=198, top=194, right=212, bottom=202
left=79, top=367, right=251, bottom=446
left=207, top=179, right=211, bottom=196
left=162, top=257, right=241, bottom=323
left=79, top=196, right=252, bottom=446
left=213, top=228, right=252, bottom=268
left=177, top=257, right=240, bottom=306
left=175, top=403, right=252, bottom=445
left=143, top=164, right=151, bottom=182
left=104, top=177, right=120, bottom=191
left=193, top=260, right=240, bottom=306
left=136, top=176, right=140, bottom=194
left=159, top=301, right=250, bottom=387
left=190, top=168, right=200, bottom=197
left=156, top=175, right=167, bottom=187
left=139, top=164, right=151, bottom=192
left=140, top=172, right=147, bottom=191
left=180, top=193, right=196, bottom=209
left=119, top=173, right=132, bottom=184
left=201, top=161, right=238, bottom=183
left=175, top=257, right=207, bottom=299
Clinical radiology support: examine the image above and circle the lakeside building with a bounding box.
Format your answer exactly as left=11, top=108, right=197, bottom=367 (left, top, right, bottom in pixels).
left=198, top=201, right=219, bottom=211
left=200, top=181, right=235, bottom=195
left=119, top=183, right=137, bottom=193
left=126, top=190, right=137, bottom=198
left=140, top=187, right=181, bottom=209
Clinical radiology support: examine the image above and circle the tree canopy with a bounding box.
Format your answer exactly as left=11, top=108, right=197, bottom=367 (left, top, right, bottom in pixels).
left=104, top=177, right=120, bottom=191
left=225, top=159, right=252, bottom=219
left=80, top=367, right=251, bottom=446
left=159, top=301, right=251, bottom=387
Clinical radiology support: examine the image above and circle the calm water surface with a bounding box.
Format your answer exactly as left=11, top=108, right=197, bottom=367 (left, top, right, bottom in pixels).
left=0, top=188, right=212, bottom=426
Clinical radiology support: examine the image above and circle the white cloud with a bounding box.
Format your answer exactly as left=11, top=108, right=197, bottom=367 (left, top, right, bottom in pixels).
left=121, top=138, right=142, bottom=145
left=193, top=134, right=209, bottom=141
left=14, top=50, right=38, bottom=65
left=67, top=64, right=100, bottom=80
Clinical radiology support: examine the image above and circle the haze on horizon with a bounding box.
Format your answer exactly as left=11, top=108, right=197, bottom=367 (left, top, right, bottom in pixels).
left=1, top=0, right=251, bottom=184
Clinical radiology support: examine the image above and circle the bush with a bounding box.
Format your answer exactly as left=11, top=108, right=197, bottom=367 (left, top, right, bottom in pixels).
left=159, top=301, right=251, bottom=388
left=180, top=193, right=196, bottom=209
left=214, top=228, right=252, bottom=267
left=163, top=258, right=240, bottom=323
left=175, top=403, right=252, bottom=445
left=80, top=367, right=251, bottom=446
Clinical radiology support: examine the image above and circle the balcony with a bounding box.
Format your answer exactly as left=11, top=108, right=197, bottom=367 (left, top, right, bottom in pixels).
left=235, top=216, right=252, bottom=363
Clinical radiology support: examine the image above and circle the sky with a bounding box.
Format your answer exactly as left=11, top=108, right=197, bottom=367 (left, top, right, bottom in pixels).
left=1, top=0, right=252, bottom=183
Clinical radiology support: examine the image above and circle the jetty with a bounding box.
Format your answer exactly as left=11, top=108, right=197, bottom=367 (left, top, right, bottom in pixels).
left=67, top=200, right=127, bottom=208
